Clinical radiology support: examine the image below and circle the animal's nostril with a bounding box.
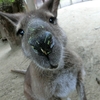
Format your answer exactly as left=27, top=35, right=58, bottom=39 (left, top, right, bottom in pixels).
left=44, top=32, right=52, bottom=45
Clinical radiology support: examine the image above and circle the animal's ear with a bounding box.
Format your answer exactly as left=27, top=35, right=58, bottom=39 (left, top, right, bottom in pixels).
left=0, top=11, right=24, bottom=27
left=41, top=0, right=60, bottom=17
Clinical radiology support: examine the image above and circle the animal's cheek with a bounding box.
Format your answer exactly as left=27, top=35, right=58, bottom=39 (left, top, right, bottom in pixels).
left=31, top=53, right=51, bottom=69
left=22, top=42, right=31, bottom=58
left=21, top=37, right=32, bottom=58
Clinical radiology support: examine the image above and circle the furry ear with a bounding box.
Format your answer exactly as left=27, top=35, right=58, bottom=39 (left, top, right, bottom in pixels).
left=40, top=0, right=60, bottom=17
left=0, top=12, right=24, bottom=27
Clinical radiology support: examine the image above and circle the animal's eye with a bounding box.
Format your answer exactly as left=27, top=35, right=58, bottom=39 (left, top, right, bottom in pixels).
left=49, top=17, right=56, bottom=24
left=17, top=29, right=24, bottom=36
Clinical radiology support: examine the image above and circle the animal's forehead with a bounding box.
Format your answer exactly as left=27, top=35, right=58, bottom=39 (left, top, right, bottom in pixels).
left=24, top=10, right=54, bottom=27
left=27, top=11, right=54, bottom=27
left=28, top=10, right=54, bottom=19
left=27, top=18, right=47, bottom=35
left=28, top=18, right=45, bottom=28
left=24, top=10, right=55, bottom=34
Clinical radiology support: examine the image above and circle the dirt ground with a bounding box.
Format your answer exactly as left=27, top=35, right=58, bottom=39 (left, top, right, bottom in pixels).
left=0, top=0, right=100, bottom=100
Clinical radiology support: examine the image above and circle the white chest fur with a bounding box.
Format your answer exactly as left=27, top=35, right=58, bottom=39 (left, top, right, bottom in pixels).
left=53, top=72, right=77, bottom=98
left=31, top=68, right=77, bottom=100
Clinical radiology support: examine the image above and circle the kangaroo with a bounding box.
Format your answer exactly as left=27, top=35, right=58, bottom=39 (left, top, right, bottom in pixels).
left=0, top=0, right=87, bottom=100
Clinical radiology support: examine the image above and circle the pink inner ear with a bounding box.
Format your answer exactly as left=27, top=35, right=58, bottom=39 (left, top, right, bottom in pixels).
left=0, top=12, right=24, bottom=26
left=52, top=0, right=60, bottom=17
left=40, top=0, right=60, bottom=17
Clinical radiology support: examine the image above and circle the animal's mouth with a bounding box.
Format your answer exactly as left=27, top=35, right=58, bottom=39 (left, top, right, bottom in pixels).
left=50, top=64, right=58, bottom=69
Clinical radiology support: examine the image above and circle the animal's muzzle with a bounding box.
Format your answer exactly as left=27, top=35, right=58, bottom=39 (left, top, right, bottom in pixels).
left=28, top=31, right=54, bottom=56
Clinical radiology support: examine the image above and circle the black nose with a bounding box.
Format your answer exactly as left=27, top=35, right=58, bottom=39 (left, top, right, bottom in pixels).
left=28, top=31, right=54, bottom=55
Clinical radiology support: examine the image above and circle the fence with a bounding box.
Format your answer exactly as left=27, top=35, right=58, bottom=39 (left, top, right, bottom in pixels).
left=60, top=0, right=92, bottom=8
left=35, top=0, right=92, bottom=8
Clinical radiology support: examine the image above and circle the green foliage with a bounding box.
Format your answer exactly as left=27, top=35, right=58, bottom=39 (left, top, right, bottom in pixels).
left=0, top=0, right=15, bottom=3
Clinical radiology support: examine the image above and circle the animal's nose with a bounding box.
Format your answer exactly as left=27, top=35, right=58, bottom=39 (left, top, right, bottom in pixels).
left=28, top=31, right=54, bottom=56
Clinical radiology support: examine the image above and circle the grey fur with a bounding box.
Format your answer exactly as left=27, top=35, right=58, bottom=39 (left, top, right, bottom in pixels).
left=0, top=0, right=87, bottom=100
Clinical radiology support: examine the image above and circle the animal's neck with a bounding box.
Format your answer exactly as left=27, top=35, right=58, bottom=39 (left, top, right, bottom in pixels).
left=30, top=61, right=61, bottom=79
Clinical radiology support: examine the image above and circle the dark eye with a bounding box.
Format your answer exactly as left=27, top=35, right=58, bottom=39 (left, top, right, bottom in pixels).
left=17, top=29, right=24, bottom=36
left=49, top=17, right=56, bottom=24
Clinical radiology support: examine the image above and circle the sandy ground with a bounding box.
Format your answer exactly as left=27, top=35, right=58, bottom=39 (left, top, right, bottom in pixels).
left=0, top=0, right=100, bottom=100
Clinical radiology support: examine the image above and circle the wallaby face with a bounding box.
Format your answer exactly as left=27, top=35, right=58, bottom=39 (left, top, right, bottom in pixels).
left=19, top=0, right=66, bottom=70
left=0, top=0, right=66, bottom=70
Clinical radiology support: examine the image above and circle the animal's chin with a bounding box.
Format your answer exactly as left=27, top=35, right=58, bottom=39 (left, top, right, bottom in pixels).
left=40, top=60, right=59, bottom=70
left=42, top=65, right=59, bottom=70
